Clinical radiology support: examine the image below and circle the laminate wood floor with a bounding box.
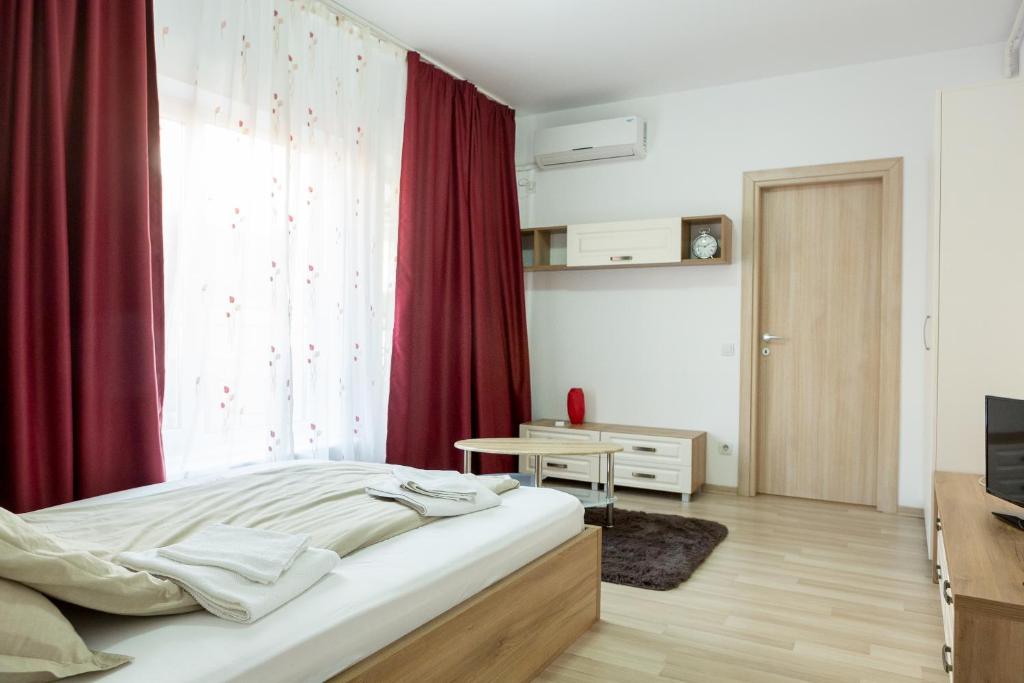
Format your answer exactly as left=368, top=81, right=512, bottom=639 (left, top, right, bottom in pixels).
left=536, top=489, right=946, bottom=683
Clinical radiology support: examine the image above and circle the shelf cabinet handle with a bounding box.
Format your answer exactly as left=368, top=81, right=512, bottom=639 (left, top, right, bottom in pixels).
left=632, top=472, right=657, bottom=479
left=632, top=446, right=657, bottom=453
left=609, top=255, right=633, bottom=262
left=943, top=579, right=953, bottom=605
left=941, top=644, right=953, bottom=674
left=936, top=517, right=942, bottom=532
left=936, top=564, right=942, bottom=581
left=547, top=463, right=568, bottom=470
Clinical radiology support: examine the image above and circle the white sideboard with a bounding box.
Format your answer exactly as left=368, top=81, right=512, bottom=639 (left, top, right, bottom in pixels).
left=518, top=420, right=706, bottom=501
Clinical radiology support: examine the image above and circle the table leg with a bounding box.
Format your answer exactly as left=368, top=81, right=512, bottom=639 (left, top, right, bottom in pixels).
left=534, top=455, right=543, bottom=488
left=463, top=450, right=472, bottom=474
left=605, top=452, right=615, bottom=527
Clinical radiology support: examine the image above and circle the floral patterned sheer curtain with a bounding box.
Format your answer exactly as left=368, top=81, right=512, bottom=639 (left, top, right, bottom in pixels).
left=154, top=0, right=406, bottom=478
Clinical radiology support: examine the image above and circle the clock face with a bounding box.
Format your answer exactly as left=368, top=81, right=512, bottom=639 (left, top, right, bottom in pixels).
left=691, top=231, right=719, bottom=259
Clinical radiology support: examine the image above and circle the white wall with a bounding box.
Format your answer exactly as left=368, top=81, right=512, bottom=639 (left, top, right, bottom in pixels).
left=516, top=43, right=1004, bottom=507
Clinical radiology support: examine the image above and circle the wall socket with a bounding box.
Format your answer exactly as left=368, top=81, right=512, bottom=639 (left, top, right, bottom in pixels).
left=719, top=443, right=732, bottom=455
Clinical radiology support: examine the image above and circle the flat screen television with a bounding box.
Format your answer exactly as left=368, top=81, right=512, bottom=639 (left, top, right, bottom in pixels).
left=985, top=395, right=1024, bottom=529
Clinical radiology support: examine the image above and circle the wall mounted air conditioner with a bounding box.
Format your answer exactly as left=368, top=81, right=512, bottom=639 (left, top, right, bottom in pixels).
left=534, top=116, right=647, bottom=169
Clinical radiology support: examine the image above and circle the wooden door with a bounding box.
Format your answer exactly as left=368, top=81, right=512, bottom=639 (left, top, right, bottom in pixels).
left=756, top=179, right=884, bottom=505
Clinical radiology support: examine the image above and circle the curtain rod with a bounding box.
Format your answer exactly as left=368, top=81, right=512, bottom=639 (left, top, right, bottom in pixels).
left=318, top=0, right=513, bottom=108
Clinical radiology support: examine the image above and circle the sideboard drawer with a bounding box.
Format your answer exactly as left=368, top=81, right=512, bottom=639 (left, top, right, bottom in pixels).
left=604, top=432, right=690, bottom=466
left=541, top=455, right=597, bottom=482
left=615, top=464, right=686, bottom=492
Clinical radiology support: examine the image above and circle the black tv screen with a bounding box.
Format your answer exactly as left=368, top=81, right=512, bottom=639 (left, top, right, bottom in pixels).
left=985, top=395, right=1024, bottom=508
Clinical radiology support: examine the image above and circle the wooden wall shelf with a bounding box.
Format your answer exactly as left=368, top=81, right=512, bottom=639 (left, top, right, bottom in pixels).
left=521, top=226, right=568, bottom=271
left=521, top=215, right=731, bottom=273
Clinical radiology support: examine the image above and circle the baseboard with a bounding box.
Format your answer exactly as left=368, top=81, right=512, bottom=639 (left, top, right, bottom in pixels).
left=898, top=505, right=924, bottom=518
left=702, top=484, right=738, bottom=495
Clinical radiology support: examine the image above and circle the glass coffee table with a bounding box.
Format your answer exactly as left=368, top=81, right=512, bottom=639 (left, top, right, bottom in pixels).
left=454, top=438, right=623, bottom=526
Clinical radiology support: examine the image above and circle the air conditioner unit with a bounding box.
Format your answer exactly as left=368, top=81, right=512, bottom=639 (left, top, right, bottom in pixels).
left=534, top=116, right=647, bottom=169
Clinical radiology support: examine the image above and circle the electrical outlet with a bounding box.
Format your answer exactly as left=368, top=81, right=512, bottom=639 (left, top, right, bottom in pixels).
left=719, top=443, right=732, bottom=455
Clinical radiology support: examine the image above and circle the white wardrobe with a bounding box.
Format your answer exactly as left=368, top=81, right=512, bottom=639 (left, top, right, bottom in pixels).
left=924, top=79, right=1024, bottom=555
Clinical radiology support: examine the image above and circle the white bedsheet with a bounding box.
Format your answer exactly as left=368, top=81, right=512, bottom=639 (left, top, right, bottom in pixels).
left=63, top=465, right=584, bottom=682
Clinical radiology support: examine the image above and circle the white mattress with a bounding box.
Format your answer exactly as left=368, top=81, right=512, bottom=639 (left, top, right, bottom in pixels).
left=63, top=466, right=584, bottom=682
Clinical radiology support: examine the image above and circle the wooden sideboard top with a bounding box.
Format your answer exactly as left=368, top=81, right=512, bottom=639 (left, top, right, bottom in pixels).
left=523, top=419, right=705, bottom=440
left=934, top=471, right=1024, bottom=615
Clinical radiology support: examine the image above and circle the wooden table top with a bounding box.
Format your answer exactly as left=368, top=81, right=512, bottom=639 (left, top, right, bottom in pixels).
left=934, top=470, right=1024, bottom=612
left=454, top=438, right=623, bottom=456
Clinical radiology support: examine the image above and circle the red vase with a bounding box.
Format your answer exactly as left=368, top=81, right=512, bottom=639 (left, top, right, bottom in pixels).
left=567, top=388, right=586, bottom=425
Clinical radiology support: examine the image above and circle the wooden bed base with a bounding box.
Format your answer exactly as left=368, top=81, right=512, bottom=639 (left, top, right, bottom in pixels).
left=329, top=525, right=602, bottom=682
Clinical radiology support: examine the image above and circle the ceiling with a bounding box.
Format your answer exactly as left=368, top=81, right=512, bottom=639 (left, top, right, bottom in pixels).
left=339, top=0, right=1019, bottom=113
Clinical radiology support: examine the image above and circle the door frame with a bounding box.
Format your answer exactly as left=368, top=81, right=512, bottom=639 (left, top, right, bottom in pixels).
left=738, top=158, right=903, bottom=513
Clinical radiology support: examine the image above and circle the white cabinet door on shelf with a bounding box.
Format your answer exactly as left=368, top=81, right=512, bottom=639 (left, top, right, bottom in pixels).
left=566, top=217, right=682, bottom=267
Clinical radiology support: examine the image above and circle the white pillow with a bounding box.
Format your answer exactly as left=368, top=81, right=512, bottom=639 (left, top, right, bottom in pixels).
left=0, top=507, right=195, bottom=615
left=0, top=577, right=131, bottom=681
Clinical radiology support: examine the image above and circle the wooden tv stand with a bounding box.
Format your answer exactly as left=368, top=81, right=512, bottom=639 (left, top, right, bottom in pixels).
left=932, top=471, right=1024, bottom=681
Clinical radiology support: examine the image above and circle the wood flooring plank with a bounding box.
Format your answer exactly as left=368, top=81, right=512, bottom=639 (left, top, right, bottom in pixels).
left=538, top=489, right=943, bottom=682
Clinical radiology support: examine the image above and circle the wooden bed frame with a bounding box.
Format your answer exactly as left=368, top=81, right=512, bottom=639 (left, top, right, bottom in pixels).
left=329, top=525, right=602, bottom=682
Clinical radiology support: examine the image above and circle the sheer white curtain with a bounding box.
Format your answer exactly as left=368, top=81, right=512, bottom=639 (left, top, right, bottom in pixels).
left=154, top=0, right=406, bottom=478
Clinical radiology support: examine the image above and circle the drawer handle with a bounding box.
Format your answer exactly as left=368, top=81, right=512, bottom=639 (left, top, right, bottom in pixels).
left=632, top=472, right=657, bottom=479
left=632, top=446, right=657, bottom=453
left=941, top=644, right=953, bottom=674
left=943, top=579, right=953, bottom=605
left=609, top=255, right=633, bottom=262
left=547, top=463, right=568, bottom=469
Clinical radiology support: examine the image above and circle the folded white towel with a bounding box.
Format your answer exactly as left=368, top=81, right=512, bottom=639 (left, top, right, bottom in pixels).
left=366, top=479, right=497, bottom=516
left=366, top=472, right=519, bottom=517
left=156, top=524, right=311, bottom=584
left=116, top=547, right=337, bottom=623
left=391, top=466, right=479, bottom=502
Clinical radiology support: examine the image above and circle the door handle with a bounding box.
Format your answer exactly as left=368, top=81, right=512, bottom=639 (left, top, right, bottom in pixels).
left=761, top=334, right=785, bottom=343
left=923, top=315, right=932, bottom=351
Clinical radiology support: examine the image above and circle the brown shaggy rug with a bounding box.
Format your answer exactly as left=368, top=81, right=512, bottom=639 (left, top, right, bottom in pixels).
left=583, top=508, right=728, bottom=590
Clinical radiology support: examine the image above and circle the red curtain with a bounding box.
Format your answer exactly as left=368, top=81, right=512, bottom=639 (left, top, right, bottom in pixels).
left=387, top=53, right=531, bottom=473
left=0, top=0, right=166, bottom=512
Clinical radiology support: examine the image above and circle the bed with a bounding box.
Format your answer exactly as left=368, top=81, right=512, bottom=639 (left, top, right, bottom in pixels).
left=31, top=462, right=600, bottom=682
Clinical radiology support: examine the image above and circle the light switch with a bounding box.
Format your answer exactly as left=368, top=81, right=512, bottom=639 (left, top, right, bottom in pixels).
left=721, top=343, right=736, bottom=357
